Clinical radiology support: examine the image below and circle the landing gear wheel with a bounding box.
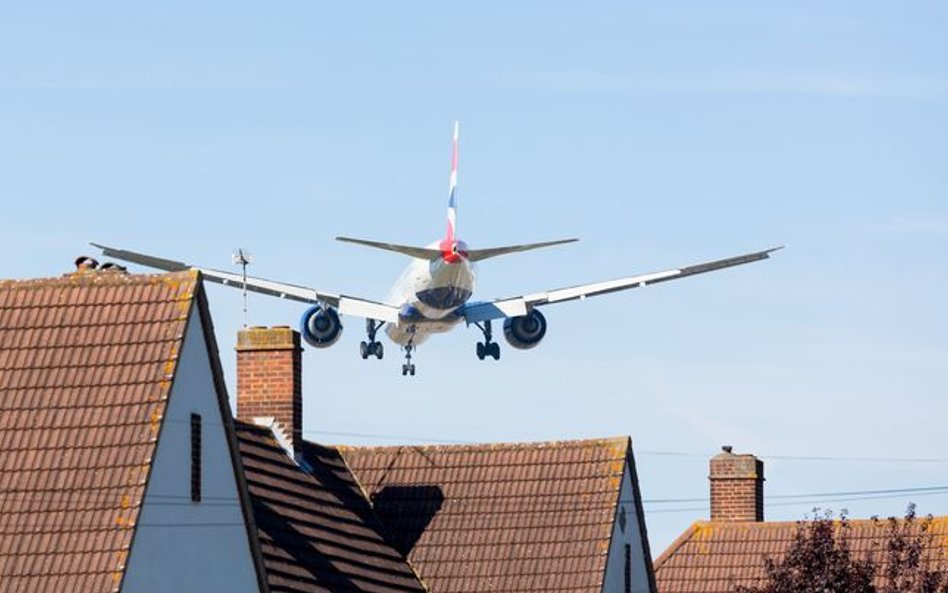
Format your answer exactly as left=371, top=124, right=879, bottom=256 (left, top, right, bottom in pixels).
left=474, top=320, right=500, bottom=361
left=409, top=364, right=416, bottom=376
left=362, top=320, right=385, bottom=361
left=402, top=364, right=409, bottom=376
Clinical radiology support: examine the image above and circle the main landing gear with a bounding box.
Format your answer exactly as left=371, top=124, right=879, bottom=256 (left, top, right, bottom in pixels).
left=360, top=319, right=384, bottom=360
left=474, top=320, right=501, bottom=361
left=401, top=325, right=417, bottom=377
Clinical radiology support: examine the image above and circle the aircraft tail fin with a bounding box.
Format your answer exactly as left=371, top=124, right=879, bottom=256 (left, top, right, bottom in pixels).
left=338, top=123, right=578, bottom=264
left=445, top=120, right=459, bottom=242
left=465, top=238, right=579, bottom=262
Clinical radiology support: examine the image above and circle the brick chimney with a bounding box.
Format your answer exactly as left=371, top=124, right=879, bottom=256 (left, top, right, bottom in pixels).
left=236, top=326, right=303, bottom=451
left=709, top=445, right=764, bottom=522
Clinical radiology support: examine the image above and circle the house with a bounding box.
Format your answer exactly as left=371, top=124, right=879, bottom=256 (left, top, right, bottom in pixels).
left=340, top=437, right=654, bottom=593
left=0, top=265, right=658, bottom=593
left=0, top=267, right=424, bottom=593
left=653, top=447, right=948, bottom=593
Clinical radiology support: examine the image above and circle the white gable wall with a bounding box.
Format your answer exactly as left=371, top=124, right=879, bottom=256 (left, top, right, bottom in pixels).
left=601, top=460, right=655, bottom=593
left=123, top=307, right=260, bottom=593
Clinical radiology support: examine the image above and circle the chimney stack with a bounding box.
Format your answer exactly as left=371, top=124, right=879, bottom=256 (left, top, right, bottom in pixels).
left=709, top=445, right=764, bottom=522
left=236, top=326, right=303, bottom=451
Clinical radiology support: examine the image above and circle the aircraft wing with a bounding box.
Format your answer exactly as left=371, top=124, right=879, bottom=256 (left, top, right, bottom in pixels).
left=90, top=243, right=401, bottom=324
left=459, top=246, right=782, bottom=324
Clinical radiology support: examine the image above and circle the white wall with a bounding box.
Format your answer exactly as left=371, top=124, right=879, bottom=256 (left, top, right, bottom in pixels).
left=602, top=460, right=655, bottom=593
left=123, top=307, right=260, bottom=593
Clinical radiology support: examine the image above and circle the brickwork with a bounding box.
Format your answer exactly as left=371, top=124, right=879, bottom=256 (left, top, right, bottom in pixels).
left=709, top=447, right=764, bottom=522
left=236, top=326, right=302, bottom=448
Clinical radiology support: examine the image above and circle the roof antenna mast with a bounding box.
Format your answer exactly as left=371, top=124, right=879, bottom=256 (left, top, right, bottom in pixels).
left=231, top=248, right=254, bottom=327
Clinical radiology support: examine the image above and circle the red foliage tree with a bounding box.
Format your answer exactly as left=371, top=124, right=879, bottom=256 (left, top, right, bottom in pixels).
left=736, top=505, right=948, bottom=593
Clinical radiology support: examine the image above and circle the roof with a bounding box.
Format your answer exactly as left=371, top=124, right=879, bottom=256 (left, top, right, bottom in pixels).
left=654, top=517, right=948, bottom=593
left=235, top=422, right=427, bottom=593
left=0, top=269, right=198, bottom=592
left=339, top=437, right=632, bottom=593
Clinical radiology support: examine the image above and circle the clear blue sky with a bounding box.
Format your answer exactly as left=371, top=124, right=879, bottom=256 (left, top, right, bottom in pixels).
left=2, top=2, right=946, bottom=554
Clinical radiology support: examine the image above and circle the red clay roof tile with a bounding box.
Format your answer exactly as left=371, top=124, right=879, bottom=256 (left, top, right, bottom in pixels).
left=0, top=270, right=198, bottom=593
left=654, top=518, right=948, bottom=593
left=339, top=437, right=630, bottom=593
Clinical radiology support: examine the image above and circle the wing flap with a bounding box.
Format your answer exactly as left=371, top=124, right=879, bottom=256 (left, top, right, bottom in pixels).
left=459, top=299, right=528, bottom=325
left=338, top=297, right=401, bottom=324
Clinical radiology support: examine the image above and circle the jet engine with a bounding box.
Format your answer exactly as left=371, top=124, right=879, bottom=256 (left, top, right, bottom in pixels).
left=503, top=309, right=547, bottom=350
left=300, top=305, right=343, bottom=348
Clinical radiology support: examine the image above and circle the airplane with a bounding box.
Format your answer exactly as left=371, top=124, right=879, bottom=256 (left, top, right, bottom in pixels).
left=93, top=122, right=781, bottom=376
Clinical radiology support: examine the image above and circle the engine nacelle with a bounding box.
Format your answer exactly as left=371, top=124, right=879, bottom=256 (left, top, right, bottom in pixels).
left=300, top=305, right=343, bottom=348
left=503, top=309, right=547, bottom=350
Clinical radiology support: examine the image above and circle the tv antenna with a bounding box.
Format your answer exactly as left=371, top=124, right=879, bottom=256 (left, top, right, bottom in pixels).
left=231, top=248, right=254, bottom=327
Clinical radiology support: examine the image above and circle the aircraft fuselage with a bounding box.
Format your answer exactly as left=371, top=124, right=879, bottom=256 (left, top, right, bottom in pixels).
left=384, top=241, right=475, bottom=346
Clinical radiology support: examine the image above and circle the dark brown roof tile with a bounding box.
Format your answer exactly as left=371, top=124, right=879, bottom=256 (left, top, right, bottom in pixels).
left=236, top=421, right=427, bottom=593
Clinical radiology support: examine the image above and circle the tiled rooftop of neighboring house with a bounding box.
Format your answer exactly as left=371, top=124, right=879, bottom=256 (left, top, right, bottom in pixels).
left=654, top=446, right=948, bottom=593
left=339, top=437, right=633, bottom=593
left=0, top=269, right=198, bottom=592
left=654, top=517, right=948, bottom=593
left=236, top=421, right=427, bottom=593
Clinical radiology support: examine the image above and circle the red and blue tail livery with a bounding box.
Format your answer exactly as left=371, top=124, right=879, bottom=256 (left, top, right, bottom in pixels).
left=446, top=120, right=459, bottom=242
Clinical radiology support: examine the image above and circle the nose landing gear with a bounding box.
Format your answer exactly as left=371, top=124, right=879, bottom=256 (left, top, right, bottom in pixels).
left=401, top=346, right=416, bottom=376
left=360, top=319, right=385, bottom=360
left=401, top=325, right=417, bottom=376
left=474, top=320, right=501, bottom=361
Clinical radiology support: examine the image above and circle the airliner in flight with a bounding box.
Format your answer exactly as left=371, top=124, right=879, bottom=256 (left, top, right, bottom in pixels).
left=94, top=123, right=780, bottom=376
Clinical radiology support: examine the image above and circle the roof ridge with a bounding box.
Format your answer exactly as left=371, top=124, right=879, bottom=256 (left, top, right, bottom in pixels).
left=684, top=515, right=948, bottom=530
left=0, top=269, right=197, bottom=289
left=332, top=435, right=631, bottom=452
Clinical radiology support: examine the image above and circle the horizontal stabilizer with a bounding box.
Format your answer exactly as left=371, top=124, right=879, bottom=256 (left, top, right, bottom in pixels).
left=335, top=237, right=442, bottom=260
left=465, top=238, right=578, bottom=262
